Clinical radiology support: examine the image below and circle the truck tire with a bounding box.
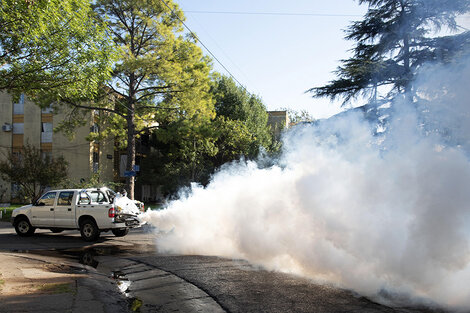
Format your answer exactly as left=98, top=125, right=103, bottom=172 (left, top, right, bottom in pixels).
left=80, top=219, right=100, bottom=242
left=112, top=228, right=129, bottom=237
left=14, top=217, right=36, bottom=237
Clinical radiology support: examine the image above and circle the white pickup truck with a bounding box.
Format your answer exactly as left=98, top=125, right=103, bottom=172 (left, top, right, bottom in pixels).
left=11, top=187, right=144, bottom=241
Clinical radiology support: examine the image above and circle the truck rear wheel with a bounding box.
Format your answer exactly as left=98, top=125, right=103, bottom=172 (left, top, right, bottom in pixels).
left=80, top=219, right=100, bottom=242
left=14, top=217, right=36, bottom=237
left=112, top=228, right=129, bottom=237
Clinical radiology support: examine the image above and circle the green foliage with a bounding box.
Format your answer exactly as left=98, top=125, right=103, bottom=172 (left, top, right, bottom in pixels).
left=130, top=298, right=143, bottom=312
left=213, top=76, right=273, bottom=157
left=310, top=0, right=470, bottom=105
left=0, top=0, right=115, bottom=101
left=90, top=0, right=215, bottom=140
left=142, top=76, right=278, bottom=195
left=0, top=206, right=20, bottom=222
left=55, top=0, right=215, bottom=198
left=211, top=116, right=253, bottom=168
left=0, top=144, right=68, bottom=203
left=65, top=171, right=123, bottom=191
left=142, top=119, right=218, bottom=195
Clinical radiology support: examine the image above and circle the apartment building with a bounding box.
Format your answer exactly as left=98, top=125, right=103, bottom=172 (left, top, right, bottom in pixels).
left=0, top=92, right=115, bottom=202
left=267, top=110, right=290, bottom=140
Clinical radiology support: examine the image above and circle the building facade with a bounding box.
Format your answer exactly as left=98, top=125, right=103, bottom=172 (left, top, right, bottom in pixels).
left=0, top=92, right=114, bottom=203
left=267, top=110, right=290, bottom=140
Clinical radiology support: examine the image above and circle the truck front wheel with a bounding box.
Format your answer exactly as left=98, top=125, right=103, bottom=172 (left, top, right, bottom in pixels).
left=15, top=217, right=35, bottom=237
left=112, top=228, right=129, bottom=237
left=80, top=219, right=100, bottom=242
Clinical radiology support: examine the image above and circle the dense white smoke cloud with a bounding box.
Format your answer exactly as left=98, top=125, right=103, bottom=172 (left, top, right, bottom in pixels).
left=142, top=56, right=470, bottom=310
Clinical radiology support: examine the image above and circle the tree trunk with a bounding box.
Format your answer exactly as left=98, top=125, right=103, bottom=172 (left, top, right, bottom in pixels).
left=403, top=33, right=411, bottom=93
left=126, top=107, right=136, bottom=200
left=125, top=67, right=137, bottom=200
left=399, top=0, right=412, bottom=100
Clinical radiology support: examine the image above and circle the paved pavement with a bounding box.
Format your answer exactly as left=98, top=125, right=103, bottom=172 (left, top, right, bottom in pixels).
left=0, top=221, right=229, bottom=313
left=103, top=254, right=396, bottom=313
left=0, top=221, right=447, bottom=313
left=0, top=221, right=140, bottom=312
left=0, top=252, right=128, bottom=313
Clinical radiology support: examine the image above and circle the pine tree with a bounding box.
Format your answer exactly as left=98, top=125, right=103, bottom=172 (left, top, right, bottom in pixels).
left=309, top=0, right=470, bottom=105
left=54, top=0, right=214, bottom=199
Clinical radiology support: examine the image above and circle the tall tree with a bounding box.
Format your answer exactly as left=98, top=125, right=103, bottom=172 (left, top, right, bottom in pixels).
left=309, top=0, right=470, bottom=105
left=141, top=120, right=218, bottom=196
left=0, top=0, right=114, bottom=98
left=212, top=76, right=273, bottom=158
left=140, top=76, right=277, bottom=196
left=55, top=0, right=214, bottom=199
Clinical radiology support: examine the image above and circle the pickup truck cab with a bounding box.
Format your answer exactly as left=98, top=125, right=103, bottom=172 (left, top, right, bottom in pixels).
left=11, top=187, right=144, bottom=241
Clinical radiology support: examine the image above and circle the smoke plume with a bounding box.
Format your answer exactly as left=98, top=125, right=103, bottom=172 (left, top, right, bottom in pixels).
left=142, top=56, right=470, bottom=310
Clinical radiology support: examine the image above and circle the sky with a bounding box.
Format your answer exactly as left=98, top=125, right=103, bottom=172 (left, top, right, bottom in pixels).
left=175, top=0, right=368, bottom=119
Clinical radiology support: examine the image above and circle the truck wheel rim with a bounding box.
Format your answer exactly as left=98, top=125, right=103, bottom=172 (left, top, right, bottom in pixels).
left=83, top=224, right=93, bottom=237
left=18, top=221, right=29, bottom=233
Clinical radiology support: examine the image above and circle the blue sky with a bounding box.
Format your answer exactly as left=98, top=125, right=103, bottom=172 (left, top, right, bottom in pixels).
left=176, top=0, right=368, bottom=119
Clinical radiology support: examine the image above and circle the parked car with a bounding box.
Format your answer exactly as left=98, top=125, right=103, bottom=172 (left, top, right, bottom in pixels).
left=11, top=187, right=145, bottom=241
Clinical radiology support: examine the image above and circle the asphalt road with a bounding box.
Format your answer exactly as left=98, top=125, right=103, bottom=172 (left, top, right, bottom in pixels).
left=0, top=222, right=445, bottom=313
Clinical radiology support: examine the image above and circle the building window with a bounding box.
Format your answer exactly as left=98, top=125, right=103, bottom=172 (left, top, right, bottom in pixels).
left=12, top=151, right=22, bottom=162
left=41, top=104, right=53, bottom=114
left=90, top=123, right=99, bottom=134
left=12, top=123, right=24, bottom=134
left=93, top=151, right=99, bottom=173
left=120, top=154, right=127, bottom=177
left=41, top=150, right=52, bottom=160
left=11, top=183, right=20, bottom=198
left=41, top=122, right=53, bottom=143
left=13, top=94, right=24, bottom=115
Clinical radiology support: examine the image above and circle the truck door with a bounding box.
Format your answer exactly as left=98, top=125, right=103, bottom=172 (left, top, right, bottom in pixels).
left=54, top=191, right=76, bottom=227
left=30, top=191, right=57, bottom=226
left=88, top=189, right=111, bottom=218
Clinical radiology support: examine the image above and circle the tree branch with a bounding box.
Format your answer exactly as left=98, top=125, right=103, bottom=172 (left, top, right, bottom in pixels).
left=135, top=105, right=180, bottom=111
left=135, top=91, right=181, bottom=103
left=136, top=125, right=160, bottom=135
left=60, top=98, right=125, bottom=117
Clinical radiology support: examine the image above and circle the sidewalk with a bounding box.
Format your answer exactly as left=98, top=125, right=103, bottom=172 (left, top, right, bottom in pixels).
left=0, top=252, right=128, bottom=313
left=0, top=221, right=129, bottom=312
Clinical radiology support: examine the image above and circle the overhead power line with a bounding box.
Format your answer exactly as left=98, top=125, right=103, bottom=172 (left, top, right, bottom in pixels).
left=185, top=10, right=362, bottom=18
left=159, top=0, right=249, bottom=93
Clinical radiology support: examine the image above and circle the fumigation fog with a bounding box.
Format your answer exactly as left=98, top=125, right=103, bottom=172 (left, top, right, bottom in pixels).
left=142, top=56, right=470, bottom=310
